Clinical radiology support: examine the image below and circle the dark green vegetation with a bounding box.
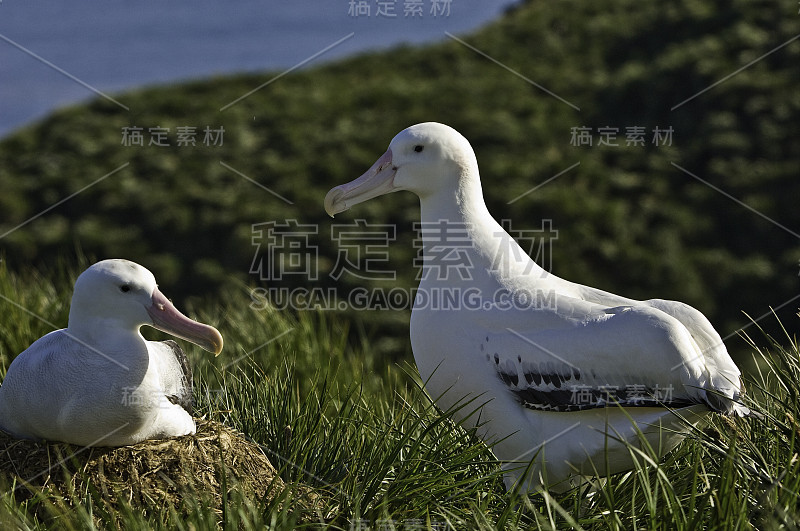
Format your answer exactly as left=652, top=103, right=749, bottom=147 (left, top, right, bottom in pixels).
left=0, top=0, right=797, bottom=363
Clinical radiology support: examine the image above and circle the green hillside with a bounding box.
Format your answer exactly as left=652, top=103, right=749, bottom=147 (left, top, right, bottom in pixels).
left=0, top=0, right=798, bottom=363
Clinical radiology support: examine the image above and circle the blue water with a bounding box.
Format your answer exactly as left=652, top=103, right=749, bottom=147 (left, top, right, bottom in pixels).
left=0, top=0, right=517, bottom=138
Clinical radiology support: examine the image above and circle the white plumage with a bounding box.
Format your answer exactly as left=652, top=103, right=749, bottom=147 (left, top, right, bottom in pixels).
left=0, top=259, right=223, bottom=446
left=325, top=122, right=747, bottom=491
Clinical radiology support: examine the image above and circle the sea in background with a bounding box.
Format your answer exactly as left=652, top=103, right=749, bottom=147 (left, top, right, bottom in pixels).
left=0, top=0, right=518, bottom=139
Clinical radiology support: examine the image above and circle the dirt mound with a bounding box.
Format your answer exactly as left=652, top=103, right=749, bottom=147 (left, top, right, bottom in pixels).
left=0, top=419, right=317, bottom=519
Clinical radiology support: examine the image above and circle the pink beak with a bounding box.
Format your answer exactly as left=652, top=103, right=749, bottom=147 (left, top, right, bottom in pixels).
left=146, top=288, right=224, bottom=356
left=324, top=148, right=397, bottom=217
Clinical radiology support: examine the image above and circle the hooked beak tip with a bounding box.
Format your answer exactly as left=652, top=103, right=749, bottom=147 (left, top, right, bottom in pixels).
left=210, top=332, right=224, bottom=356
left=323, top=188, right=345, bottom=217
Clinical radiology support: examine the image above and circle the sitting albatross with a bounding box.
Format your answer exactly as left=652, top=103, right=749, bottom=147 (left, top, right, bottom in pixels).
left=0, top=259, right=223, bottom=446
left=324, top=122, right=748, bottom=491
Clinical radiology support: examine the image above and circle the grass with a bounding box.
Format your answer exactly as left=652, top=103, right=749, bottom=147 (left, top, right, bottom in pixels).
left=0, top=261, right=799, bottom=529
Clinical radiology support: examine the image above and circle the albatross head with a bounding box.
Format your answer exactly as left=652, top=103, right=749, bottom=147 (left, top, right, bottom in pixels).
left=324, top=122, right=479, bottom=216
left=69, top=259, right=223, bottom=355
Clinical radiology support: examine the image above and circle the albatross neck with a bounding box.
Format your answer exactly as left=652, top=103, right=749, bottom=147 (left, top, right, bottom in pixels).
left=67, top=314, right=149, bottom=360
left=416, top=174, right=522, bottom=293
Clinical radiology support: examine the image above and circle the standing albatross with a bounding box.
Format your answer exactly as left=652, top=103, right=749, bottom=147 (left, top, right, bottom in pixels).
left=324, top=122, right=748, bottom=491
left=0, top=259, right=223, bottom=446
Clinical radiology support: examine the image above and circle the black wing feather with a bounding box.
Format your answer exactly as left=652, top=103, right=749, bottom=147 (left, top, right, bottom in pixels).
left=161, top=340, right=194, bottom=414
left=493, top=359, right=695, bottom=412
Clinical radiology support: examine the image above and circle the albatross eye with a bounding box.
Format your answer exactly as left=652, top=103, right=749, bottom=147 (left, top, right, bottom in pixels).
left=413, top=145, right=424, bottom=153
left=119, top=284, right=131, bottom=293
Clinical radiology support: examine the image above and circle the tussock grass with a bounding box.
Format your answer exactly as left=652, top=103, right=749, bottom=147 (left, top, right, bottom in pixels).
left=0, top=262, right=798, bottom=529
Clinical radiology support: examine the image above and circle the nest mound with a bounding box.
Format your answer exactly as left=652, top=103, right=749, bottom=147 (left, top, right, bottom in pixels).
left=0, top=419, right=317, bottom=519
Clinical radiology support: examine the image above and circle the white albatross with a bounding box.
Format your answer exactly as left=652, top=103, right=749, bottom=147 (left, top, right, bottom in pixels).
left=324, top=122, right=749, bottom=492
left=0, top=259, right=223, bottom=446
